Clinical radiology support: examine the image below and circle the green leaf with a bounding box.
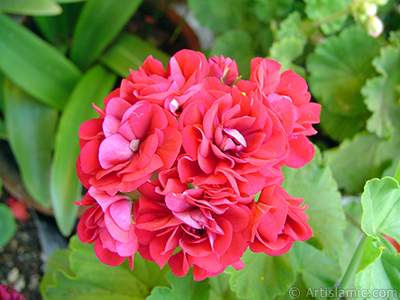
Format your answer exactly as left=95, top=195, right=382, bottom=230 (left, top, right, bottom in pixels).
left=188, top=0, right=243, bottom=34
left=147, top=271, right=210, bottom=300
left=0, top=203, right=17, bottom=247
left=209, top=273, right=239, bottom=300
left=304, top=0, right=351, bottom=35
left=318, top=106, right=368, bottom=142
left=354, top=236, right=400, bottom=300
left=40, top=249, right=73, bottom=295
left=324, top=132, right=387, bottom=194
left=362, top=31, right=400, bottom=139
left=4, top=78, right=58, bottom=207
left=211, top=30, right=255, bottom=79
left=290, top=242, right=342, bottom=299
left=274, top=275, right=315, bottom=300
left=227, top=251, right=295, bottom=300
left=50, top=65, right=116, bottom=236
left=356, top=236, right=382, bottom=273
left=34, top=2, right=83, bottom=49
left=0, top=13, right=81, bottom=110
left=100, top=33, right=170, bottom=78
left=360, top=177, right=400, bottom=242
left=0, top=0, right=62, bottom=16
left=269, top=12, right=308, bottom=79
left=307, top=26, right=380, bottom=118
left=282, top=147, right=346, bottom=259
left=146, top=287, right=176, bottom=300
left=252, top=0, right=294, bottom=23
left=70, top=0, right=143, bottom=70
left=42, top=235, right=169, bottom=300
left=55, top=0, right=87, bottom=2
left=0, top=120, right=6, bottom=140
left=269, top=38, right=306, bottom=77
left=276, top=11, right=306, bottom=42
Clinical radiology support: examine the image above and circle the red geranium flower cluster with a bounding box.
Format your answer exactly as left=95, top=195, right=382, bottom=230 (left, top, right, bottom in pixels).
left=76, top=50, right=321, bottom=280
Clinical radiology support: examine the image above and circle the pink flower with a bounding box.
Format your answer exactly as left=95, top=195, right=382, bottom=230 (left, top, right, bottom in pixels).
left=77, top=100, right=182, bottom=194
left=249, top=185, right=313, bottom=255
left=208, top=55, right=239, bottom=86
left=0, top=284, right=25, bottom=300
left=122, top=50, right=209, bottom=116
left=178, top=78, right=289, bottom=196
left=248, top=58, right=321, bottom=168
left=76, top=187, right=138, bottom=268
left=134, top=168, right=252, bottom=280
left=75, top=50, right=318, bottom=280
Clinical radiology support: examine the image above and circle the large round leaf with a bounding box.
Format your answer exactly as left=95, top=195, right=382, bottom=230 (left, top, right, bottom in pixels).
left=307, top=26, right=381, bottom=117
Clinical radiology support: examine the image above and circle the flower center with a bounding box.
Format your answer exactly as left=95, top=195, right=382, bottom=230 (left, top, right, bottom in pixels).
left=221, top=127, right=247, bottom=152
left=183, top=225, right=206, bottom=239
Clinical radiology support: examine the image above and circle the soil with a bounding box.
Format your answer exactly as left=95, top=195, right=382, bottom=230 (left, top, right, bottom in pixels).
left=0, top=190, right=43, bottom=300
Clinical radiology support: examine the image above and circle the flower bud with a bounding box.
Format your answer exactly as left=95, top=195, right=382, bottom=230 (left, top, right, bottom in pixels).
left=367, top=15, right=384, bottom=38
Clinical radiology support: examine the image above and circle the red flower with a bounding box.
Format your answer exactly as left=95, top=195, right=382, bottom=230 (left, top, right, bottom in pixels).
left=76, top=187, right=138, bottom=268
left=75, top=50, right=317, bottom=280
left=77, top=99, right=182, bottom=194
left=6, top=196, right=28, bottom=222
left=249, top=185, right=313, bottom=255
left=0, top=284, right=25, bottom=300
left=121, top=50, right=209, bottom=116
left=178, top=78, right=289, bottom=196
left=134, top=168, right=252, bottom=280
left=248, top=58, right=321, bottom=168
left=208, top=55, right=239, bottom=86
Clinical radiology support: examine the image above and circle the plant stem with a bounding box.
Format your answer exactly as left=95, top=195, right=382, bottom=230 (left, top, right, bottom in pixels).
left=309, top=7, right=352, bottom=29
left=328, top=234, right=369, bottom=300
left=394, top=160, right=400, bottom=183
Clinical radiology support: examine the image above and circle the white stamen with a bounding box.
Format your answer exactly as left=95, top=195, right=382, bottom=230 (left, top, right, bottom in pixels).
left=129, top=139, right=140, bottom=152
left=169, top=99, right=180, bottom=114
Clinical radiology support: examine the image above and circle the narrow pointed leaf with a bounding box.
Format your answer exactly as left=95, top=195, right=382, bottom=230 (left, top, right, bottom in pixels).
left=34, top=3, right=83, bottom=49
left=0, top=13, right=81, bottom=110
left=51, top=65, right=116, bottom=236
left=100, top=33, right=170, bottom=78
left=0, top=0, right=62, bottom=16
left=4, top=78, right=58, bottom=207
left=70, top=0, right=143, bottom=70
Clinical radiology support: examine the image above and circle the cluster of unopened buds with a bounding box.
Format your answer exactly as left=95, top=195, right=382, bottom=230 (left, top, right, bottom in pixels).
left=352, top=0, right=388, bottom=37
left=75, top=49, right=321, bottom=280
